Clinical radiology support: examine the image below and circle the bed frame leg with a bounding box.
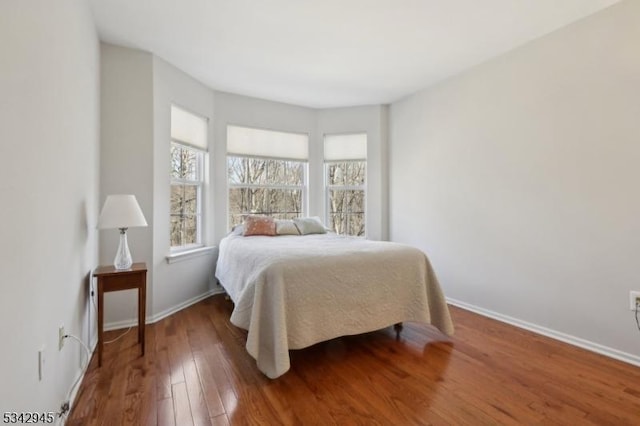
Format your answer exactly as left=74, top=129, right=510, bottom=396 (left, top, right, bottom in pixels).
left=394, top=322, right=403, bottom=339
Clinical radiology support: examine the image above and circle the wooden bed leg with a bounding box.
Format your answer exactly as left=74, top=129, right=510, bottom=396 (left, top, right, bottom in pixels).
left=394, top=322, right=403, bottom=339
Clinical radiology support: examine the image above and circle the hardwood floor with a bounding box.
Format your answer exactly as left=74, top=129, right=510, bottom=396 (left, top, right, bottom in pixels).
left=67, top=295, right=640, bottom=425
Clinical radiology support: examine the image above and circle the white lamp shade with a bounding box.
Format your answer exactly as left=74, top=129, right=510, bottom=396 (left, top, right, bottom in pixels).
left=97, top=195, right=148, bottom=229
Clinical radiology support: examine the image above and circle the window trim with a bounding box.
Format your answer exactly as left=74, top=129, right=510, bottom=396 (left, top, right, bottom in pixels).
left=170, top=141, right=205, bottom=251
left=165, top=246, right=215, bottom=264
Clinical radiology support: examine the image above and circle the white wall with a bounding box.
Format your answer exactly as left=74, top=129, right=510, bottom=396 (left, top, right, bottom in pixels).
left=152, top=56, right=217, bottom=316
left=390, top=0, right=640, bottom=361
left=100, top=44, right=155, bottom=325
left=0, top=0, right=99, bottom=413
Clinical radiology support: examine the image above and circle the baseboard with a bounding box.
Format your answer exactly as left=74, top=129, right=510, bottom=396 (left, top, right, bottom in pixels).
left=150, top=287, right=225, bottom=324
left=447, top=297, right=640, bottom=368
left=104, top=287, right=225, bottom=331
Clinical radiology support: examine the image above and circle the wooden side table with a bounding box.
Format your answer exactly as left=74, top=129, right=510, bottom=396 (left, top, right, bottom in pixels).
left=93, top=262, right=147, bottom=366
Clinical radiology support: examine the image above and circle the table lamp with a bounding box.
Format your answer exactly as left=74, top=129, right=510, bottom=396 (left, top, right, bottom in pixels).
left=97, top=194, right=148, bottom=269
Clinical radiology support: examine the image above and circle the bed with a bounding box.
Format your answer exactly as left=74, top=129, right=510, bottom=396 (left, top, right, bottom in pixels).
left=215, top=231, right=454, bottom=378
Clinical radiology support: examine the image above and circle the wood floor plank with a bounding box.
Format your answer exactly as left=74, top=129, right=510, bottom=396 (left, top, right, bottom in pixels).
left=154, top=321, right=173, bottom=401
left=193, top=351, right=226, bottom=418
left=210, top=414, right=230, bottom=426
left=198, top=344, right=239, bottom=419
left=186, top=299, right=227, bottom=420
left=166, top=316, right=187, bottom=385
left=172, top=382, right=194, bottom=426
left=155, top=348, right=172, bottom=400
left=156, top=397, right=175, bottom=426
left=67, top=295, right=640, bottom=425
left=183, top=357, right=212, bottom=426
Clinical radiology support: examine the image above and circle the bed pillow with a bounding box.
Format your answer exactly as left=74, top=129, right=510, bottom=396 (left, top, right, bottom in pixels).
left=230, top=224, right=244, bottom=236
left=293, top=217, right=327, bottom=235
left=243, top=216, right=276, bottom=236
left=275, top=219, right=300, bottom=236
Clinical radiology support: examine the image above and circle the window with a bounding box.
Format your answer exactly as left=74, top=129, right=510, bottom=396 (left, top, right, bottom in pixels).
left=170, top=143, right=204, bottom=247
left=227, top=125, right=308, bottom=229
left=227, top=157, right=305, bottom=226
left=324, top=133, right=367, bottom=236
left=170, top=106, right=207, bottom=249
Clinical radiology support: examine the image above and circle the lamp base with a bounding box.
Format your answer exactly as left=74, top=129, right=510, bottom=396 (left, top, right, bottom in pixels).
left=114, top=228, right=133, bottom=270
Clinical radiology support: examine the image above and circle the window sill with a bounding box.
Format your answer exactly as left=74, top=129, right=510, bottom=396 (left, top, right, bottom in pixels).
left=166, top=246, right=215, bottom=264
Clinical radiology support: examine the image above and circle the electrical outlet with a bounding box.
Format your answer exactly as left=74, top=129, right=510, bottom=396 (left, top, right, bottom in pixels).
left=59, top=401, right=69, bottom=417
left=630, top=291, right=640, bottom=311
left=38, top=346, right=45, bottom=381
left=59, top=325, right=65, bottom=351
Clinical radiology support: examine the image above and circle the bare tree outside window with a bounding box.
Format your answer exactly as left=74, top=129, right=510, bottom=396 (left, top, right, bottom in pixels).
left=227, top=156, right=305, bottom=228
left=326, top=161, right=366, bottom=236
left=170, top=143, right=203, bottom=247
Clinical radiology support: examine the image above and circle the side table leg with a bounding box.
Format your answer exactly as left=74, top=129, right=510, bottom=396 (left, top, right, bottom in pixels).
left=138, top=278, right=146, bottom=356
left=98, top=282, right=104, bottom=367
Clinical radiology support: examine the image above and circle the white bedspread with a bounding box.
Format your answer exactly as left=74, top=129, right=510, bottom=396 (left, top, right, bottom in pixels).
left=215, top=233, right=454, bottom=378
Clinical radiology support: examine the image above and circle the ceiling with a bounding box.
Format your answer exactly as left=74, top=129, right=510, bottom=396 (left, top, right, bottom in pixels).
left=89, top=0, right=620, bottom=108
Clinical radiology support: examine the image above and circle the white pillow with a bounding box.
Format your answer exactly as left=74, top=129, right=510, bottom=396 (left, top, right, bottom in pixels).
left=293, top=216, right=327, bottom=235
left=230, top=224, right=244, bottom=236
left=275, top=219, right=300, bottom=235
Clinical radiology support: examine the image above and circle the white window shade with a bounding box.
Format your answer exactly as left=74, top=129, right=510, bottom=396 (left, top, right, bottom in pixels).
left=171, top=105, right=208, bottom=149
left=324, top=133, right=367, bottom=161
left=227, top=125, right=309, bottom=161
